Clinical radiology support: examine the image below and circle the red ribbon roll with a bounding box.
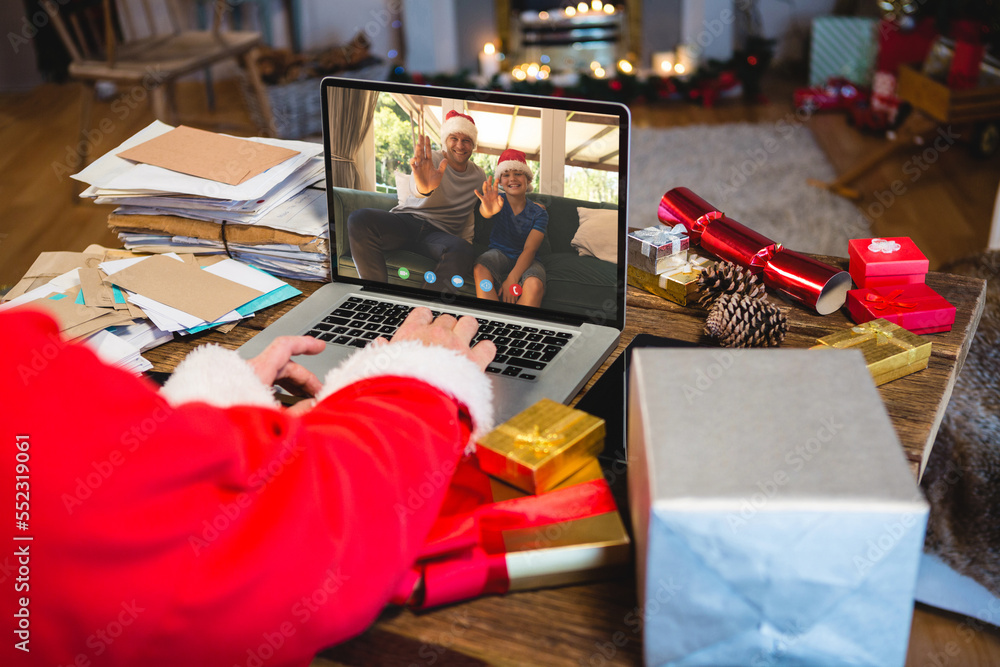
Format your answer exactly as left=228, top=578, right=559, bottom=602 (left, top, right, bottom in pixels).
left=658, top=187, right=852, bottom=315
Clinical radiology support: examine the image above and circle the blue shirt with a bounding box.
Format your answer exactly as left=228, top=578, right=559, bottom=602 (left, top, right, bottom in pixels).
left=489, top=196, right=548, bottom=261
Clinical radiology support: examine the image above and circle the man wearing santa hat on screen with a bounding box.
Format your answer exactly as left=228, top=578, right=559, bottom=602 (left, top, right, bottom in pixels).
left=348, top=110, right=486, bottom=294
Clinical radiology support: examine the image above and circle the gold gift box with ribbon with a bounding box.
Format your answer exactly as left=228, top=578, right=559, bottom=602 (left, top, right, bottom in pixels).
left=810, top=318, right=932, bottom=386
left=476, top=398, right=606, bottom=494
left=627, top=251, right=715, bottom=306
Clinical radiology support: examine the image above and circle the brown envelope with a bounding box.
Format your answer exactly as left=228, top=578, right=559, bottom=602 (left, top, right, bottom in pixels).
left=107, top=255, right=263, bottom=323
left=25, top=288, right=111, bottom=331
left=64, top=312, right=137, bottom=341
left=3, top=251, right=102, bottom=303
left=78, top=268, right=116, bottom=308
left=116, top=125, right=300, bottom=186
left=125, top=299, right=146, bottom=320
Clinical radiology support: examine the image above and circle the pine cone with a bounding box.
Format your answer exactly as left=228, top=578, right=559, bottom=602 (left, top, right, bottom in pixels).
left=697, top=261, right=767, bottom=307
left=704, top=293, right=788, bottom=348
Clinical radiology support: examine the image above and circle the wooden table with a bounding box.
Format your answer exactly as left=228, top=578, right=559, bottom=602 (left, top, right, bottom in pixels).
left=144, top=256, right=986, bottom=666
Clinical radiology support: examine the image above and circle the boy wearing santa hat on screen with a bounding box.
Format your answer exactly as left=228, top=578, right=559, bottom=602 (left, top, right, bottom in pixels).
left=473, top=149, right=548, bottom=307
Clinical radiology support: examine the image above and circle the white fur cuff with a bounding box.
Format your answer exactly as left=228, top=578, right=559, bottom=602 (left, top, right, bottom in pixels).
left=160, top=344, right=278, bottom=408
left=316, top=340, right=494, bottom=447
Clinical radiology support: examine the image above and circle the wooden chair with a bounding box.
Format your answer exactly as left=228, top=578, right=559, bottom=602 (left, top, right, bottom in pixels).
left=40, top=0, right=277, bottom=169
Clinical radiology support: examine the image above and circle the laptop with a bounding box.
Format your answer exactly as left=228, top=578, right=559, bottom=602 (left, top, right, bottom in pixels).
left=238, top=76, right=629, bottom=422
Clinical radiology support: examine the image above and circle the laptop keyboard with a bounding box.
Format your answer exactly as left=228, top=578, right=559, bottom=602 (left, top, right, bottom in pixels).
left=305, top=296, right=574, bottom=381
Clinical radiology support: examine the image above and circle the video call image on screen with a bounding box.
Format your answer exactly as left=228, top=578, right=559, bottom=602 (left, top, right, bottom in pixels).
left=326, top=87, right=621, bottom=320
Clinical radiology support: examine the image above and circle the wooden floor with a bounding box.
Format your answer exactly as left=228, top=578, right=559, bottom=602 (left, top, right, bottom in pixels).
left=2, top=72, right=999, bottom=666
left=0, top=79, right=258, bottom=289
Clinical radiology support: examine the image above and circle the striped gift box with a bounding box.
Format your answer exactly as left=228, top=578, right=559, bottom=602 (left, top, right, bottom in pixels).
left=809, top=17, right=878, bottom=86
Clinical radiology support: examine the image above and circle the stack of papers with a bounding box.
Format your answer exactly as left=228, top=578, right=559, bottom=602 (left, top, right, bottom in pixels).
left=1, top=247, right=301, bottom=374
left=73, top=121, right=330, bottom=281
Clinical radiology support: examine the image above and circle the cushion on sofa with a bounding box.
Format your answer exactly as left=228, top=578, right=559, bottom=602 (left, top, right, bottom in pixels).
left=571, top=207, right=619, bottom=263
left=527, top=192, right=617, bottom=254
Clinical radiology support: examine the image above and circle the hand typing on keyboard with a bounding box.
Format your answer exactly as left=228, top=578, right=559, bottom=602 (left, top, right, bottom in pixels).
left=247, top=335, right=328, bottom=415
left=309, top=297, right=572, bottom=382
left=382, top=307, right=496, bottom=372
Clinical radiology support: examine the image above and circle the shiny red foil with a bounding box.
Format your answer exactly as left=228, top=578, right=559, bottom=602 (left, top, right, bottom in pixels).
left=658, top=187, right=850, bottom=313
left=390, top=458, right=617, bottom=609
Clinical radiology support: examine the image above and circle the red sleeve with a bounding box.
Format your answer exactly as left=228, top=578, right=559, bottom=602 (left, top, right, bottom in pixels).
left=0, top=309, right=482, bottom=667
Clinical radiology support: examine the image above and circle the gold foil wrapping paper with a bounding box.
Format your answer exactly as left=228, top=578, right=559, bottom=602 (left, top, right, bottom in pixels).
left=627, top=251, right=715, bottom=306
left=476, top=398, right=606, bottom=493
left=811, top=318, right=932, bottom=386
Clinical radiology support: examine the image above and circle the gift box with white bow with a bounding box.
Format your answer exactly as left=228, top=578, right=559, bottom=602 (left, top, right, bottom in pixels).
left=848, top=237, right=929, bottom=288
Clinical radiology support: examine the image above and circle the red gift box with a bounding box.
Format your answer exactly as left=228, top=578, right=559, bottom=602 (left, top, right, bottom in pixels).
left=875, top=17, right=937, bottom=75
left=848, top=237, right=929, bottom=288
left=846, top=283, right=956, bottom=334
left=390, top=457, right=630, bottom=609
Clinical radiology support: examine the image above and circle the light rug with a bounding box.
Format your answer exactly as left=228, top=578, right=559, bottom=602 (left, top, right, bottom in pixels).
left=628, top=122, right=872, bottom=257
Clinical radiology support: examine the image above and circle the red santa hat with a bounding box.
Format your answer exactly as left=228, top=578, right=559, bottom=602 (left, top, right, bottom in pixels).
left=440, top=110, right=478, bottom=147
left=495, top=148, right=534, bottom=192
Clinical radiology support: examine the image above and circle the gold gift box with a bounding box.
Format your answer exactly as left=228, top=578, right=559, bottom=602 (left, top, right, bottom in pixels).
left=627, top=252, right=715, bottom=306
left=811, top=318, right=932, bottom=386
left=488, top=458, right=631, bottom=590
left=476, top=398, right=606, bottom=494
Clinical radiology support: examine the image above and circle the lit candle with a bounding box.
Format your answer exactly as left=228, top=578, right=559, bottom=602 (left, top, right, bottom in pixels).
left=652, top=51, right=675, bottom=76
left=675, top=45, right=696, bottom=76
left=480, top=43, right=500, bottom=78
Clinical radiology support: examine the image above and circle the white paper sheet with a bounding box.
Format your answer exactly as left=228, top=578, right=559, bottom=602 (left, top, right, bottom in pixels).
left=99, top=255, right=158, bottom=275
left=202, top=258, right=286, bottom=293
left=109, top=181, right=328, bottom=236
left=105, top=320, right=174, bottom=352
left=83, top=328, right=146, bottom=372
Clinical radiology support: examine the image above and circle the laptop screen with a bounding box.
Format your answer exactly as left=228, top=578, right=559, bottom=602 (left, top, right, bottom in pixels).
left=321, top=77, right=628, bottom=330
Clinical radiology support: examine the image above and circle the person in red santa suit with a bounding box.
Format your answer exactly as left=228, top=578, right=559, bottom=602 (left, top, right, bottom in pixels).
left=0, top=305, right=495, bottom=667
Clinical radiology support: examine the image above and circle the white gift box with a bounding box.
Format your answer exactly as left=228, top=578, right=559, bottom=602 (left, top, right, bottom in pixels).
left=628, top=348, right=928, bottom=667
